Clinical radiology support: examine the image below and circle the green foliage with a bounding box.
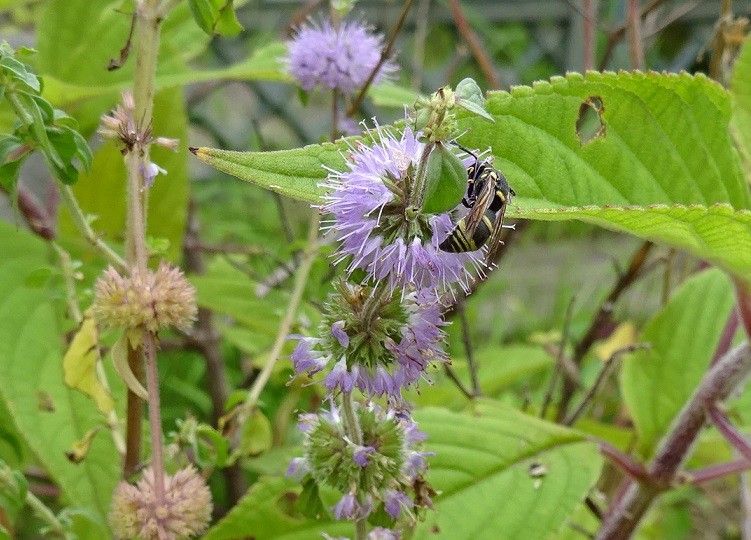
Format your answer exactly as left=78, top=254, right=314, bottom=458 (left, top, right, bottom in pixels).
left=412, top=401, right=602, bottom=539
left=188, top=0, right=243, bottom=36
left=0, top=222, right=120, bottom=519
left=192, top=71, right=751, bottom=281
left=206, top=400, right=601, bottom=539
left=732, top=37, right=751, bottom=173
left=422, top=143, right=467, bottom=214
left=620, top=269, right=735, bottom=455
left=0, top=42, right=92, bottom=188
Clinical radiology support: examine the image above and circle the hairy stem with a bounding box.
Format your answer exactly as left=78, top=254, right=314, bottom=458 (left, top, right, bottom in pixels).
left=341, top=391, right=367, bottom=540
left=60, top=185, right=127, bottom=271
left=25, top=489, right=65, bottom=537
left=143, top=333, right=166, bottom=509
left=122, top=0, right=165, bottom=494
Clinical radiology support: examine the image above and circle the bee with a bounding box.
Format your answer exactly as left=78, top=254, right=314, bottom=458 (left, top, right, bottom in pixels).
left=439, top=145, right=515, bottom=260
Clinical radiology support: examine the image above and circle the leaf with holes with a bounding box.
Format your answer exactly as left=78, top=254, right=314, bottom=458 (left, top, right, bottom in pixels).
left=191, top=71, right=751, bottom=281
left=620, top=269, right=735, bottom=455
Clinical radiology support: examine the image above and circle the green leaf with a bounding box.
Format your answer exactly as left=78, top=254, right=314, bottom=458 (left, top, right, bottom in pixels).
left=36, top=0, right=210, bottom=133
left=193, top=71, right=751, bottom=281
left=408, top=344, right=553, bottom=408
left=412, top=401, right=602, bottom=539
left=620, top=269, right=734, bottom=455
left=188, top=0, right=243, bottom=36
left=204, top=477, right=353, bottom=540
left=0, top=222, right=120, bottom=518
left=237, top=409, right=272, bottom=458
left=62, top=314, right=114, bottom=415
left=422, top=143, right=467, bottom=214
left=190, top=140, right=347, bottom=211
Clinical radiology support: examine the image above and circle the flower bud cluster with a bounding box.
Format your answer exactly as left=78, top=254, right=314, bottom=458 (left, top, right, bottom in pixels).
left=109, top=466, right=212, bottom=540
left=290, top=403, right=431, bottom=526
left=413, top=87, right=458, bottom=143
left=93, top=262, right=197, bottom=334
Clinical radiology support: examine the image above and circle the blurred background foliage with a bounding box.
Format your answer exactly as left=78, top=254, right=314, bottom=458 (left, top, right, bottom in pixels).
left=0, top=0, right=750, bottom=538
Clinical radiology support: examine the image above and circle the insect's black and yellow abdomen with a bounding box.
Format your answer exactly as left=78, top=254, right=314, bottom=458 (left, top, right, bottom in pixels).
left=439, top=210, right=495, bottom=253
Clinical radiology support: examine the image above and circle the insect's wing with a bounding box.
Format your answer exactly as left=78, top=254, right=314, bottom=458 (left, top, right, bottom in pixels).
left=484, top=198, right=509, bottom=263
left=462, top=177, right=494, bottom=236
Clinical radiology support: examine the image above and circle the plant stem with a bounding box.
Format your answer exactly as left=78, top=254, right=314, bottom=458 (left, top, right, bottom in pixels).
left=242, top=211, right=320, bottom=416
left=143, top=333, right=166, bottom=508
left=26, top=489, right=65, bottom=538
left=122, top=0, right=165, bottom=493
left=457, top=300, right=480, bottom=397
left=341, top=391, right=367, bottom=540
left=59, top=185, right=127, bottom=270
left=346, top=0, right=414, bottom=117
left=596, top=343, right=751, bottom=539
left=582, top=0, right=596, bottom=71
left=626, top=0, right=645, bottom=70
left=557, top=241, right=653, bottom=419
left=447, top=0, right=501, bottom=89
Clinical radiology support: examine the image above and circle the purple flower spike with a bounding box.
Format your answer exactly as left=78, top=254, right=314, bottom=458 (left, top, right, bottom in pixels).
left=325, top=358, right=357, bottom=393
left=331, top=320, right=349, bottom=347
left=368, top=528, right=400, bottom=540
left=322, top=126, right=483, bottom=296
left=353, top=445, right=375, bottom=467
left=384, top=489, right=412, bottom=519
left=333, top=492, right=359, bottom=520
left=291, top=337, right=328, bottom=375
left=287, top=19, right=396, bottom=95
left=286, top=457, right=310, bottom=479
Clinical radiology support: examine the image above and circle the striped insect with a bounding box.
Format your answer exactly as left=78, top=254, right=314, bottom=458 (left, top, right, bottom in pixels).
left=439, top=145, right=514, bottom=260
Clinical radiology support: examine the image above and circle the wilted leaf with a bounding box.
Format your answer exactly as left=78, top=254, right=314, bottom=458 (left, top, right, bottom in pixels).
left=63, top=314, right=114, bottom=415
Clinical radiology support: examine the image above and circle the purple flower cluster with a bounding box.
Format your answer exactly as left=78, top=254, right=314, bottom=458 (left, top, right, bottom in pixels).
left=291, top=287, right=446, bottom=396
left=322, top=126, right=483, bottom=295
left=289, top=402, right=431, bottom=531
left=287, top=19, right=396, bottom=94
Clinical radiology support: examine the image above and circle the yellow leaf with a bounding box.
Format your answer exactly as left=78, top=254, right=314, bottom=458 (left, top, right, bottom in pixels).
left=65, top=427, right=100, bottom=464
left=594, top=322, right=637, bottom=361
left=112, top=333, right=148, bottom=400
left=63, top=315, right=114, bottom=415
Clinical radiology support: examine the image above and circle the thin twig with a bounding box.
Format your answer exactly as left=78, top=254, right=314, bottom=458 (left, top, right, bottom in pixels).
left=598, top=441, right=650, bottom=482
left=143, top=333, right=166, bottom=509
left=708, top=405, right=751, bottom=462
left=442, top=363, right=473, bottom=400
left=582, top=0, right=597, bottom=71
left=457, top=300, right=480, bottom=397
left=541, top=295, right=577, bottom=420
left=346, top=0, right=414, bottom=117
left=59, top=186, right=127, bottom=271
left=712, top=311, right=739, bottom=366
left=564, top=343, right=649, bottom=426
left=626, top=0, right=645, bottom=70
left=598, top=0, right=667, bottom=70
left=447, top=0, right=501, bottom=89
left=411, top=0, right=431, bottom=89
left=688, top=458, right=751, bottom=485
left=241, top=211, right=320, bottom=417
left=557, top=241, right=654, bottom=419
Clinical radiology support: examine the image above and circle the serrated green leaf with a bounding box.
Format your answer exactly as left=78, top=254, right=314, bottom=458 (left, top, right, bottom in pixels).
left=412, top=401, right=602, bottom=539
left=193, top=71, right=751, bottom=281
left=0, top=222, right=120, bottom=519
left=620, top=269, right=735, bottom=455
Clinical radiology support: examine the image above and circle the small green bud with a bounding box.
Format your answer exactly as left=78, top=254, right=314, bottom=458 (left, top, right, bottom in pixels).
left=421, top=142, right=466, bottom=214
